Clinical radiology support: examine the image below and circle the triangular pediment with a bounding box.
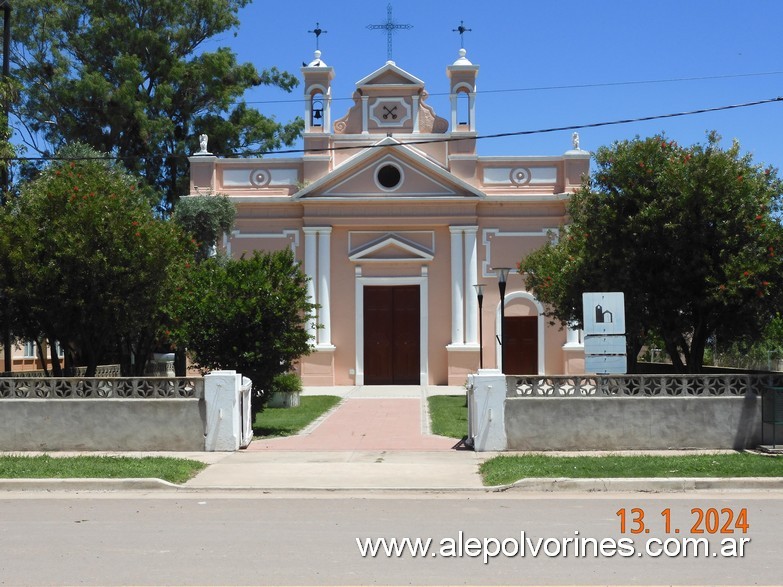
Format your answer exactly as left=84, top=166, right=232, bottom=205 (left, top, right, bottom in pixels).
left=349, top=234, right=433, bottom=262
left=294, top=138, right=484, bottom=200
left=356, top=61, right=425, bottom=88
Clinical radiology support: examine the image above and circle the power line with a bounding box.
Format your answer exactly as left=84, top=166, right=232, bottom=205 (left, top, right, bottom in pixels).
left=239, top=70, right=783, bottom=106
left=4, top=95, right=782, bottom=163
left=236, top=96, right=783, bottom=157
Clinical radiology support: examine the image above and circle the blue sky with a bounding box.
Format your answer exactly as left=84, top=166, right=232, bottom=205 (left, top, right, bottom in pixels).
left=204, top=0, right=783, bottom=171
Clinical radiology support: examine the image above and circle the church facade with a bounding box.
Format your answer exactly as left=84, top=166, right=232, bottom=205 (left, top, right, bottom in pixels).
left=188, top=48, right=589, bottom=386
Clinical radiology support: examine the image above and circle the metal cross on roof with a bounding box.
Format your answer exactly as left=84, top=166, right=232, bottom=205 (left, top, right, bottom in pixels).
left=308, top=22, right=327, bottom=50
left=452, top=20, right=472, bottom=48
left=366, top=4, right=412, bottom=61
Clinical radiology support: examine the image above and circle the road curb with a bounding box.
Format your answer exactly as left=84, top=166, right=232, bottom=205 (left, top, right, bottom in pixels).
left=1, top=476, right=782, bottom=493
left=0, top=478, right=181, bottom=491
left=490, top=476, right=783, bottom=492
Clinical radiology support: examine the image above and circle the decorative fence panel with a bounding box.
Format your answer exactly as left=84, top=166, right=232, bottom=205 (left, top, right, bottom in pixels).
left=511, top=374, right=783, bottom=397
left=0, top=377, right=204, bottom=399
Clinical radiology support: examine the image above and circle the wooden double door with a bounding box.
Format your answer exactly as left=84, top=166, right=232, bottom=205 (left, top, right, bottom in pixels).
left=504, top=316, right=538, bottom=375
left=363, top=285, right=420, bottom=385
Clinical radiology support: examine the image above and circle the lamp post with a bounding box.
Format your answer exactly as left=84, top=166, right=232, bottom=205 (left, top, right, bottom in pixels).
left=492, top=267, right=511, bottom=372
left=473, top=283, right=485, bottom=369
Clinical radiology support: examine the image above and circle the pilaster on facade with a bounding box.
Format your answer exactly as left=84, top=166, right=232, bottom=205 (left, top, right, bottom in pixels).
left=303, top=228, right=318, bottom=343
left=303, top=226, right=334, bottom=350
left=449, top=227, right=464, bottom=346
left=448, top=225, right=480, bottom=350
left=361, top=96, right=369, bottom=135
left=317, top=228, right=333, bottom=348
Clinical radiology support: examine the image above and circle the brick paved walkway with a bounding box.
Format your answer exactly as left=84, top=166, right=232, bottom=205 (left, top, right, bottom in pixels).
left=248, top=396, right=458, bottom=451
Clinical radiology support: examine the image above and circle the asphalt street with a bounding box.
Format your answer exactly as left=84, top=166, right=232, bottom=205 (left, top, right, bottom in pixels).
left=0, top=490, right=779, bottom=586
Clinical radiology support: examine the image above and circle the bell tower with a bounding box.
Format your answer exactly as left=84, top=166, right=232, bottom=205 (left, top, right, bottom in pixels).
left=301, top=49, right=334, bottom=176
left=447, top=48, right=478, bottom=134
left=446, top=46, right=479, bottom=172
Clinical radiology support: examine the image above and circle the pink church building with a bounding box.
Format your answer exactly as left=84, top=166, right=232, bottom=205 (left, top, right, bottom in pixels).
left=188, top=47, right=589, bottom=386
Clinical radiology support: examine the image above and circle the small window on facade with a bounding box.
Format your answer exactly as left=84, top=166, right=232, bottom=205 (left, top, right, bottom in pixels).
left=376, top=164, right=402, bottom=189
left=23, top=341, right=36, bottom=358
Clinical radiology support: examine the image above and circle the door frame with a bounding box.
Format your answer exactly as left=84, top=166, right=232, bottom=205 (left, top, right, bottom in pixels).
left=495, top=291, right=545, bottom=374
left=355, top=268, right=428, bottom=385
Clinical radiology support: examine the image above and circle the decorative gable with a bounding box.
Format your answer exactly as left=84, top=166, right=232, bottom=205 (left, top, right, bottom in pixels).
left=295, top=138, right=484, bottom=200
left=349, top=233, right=434, bottom=263
left=322, top=154, right=456, bottom=197
left=356, top=62, right=425, bottom=89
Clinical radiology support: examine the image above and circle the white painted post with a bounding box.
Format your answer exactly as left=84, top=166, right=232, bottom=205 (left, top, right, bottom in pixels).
left=467, top=369, right=508, bottom=451
left=204, top=370, right=242, bottom=451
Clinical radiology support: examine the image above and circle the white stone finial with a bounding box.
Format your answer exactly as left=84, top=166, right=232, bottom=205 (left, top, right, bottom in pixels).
left=195, top=134, right=212, bottom=156
left=453, top=47, right=472, bottom=65
left=572, top=132, right=580, bottom=151
left=307, top=49, right=326, bottom=67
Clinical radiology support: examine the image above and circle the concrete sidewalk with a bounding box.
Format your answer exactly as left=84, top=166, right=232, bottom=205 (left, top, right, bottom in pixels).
left=184, top=385, right=485, bottom=489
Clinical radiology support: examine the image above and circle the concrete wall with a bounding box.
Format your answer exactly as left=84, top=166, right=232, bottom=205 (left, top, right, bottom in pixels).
left=0, top=398, right=206, bottom=451
left=504, top=395, right=780, bottom=451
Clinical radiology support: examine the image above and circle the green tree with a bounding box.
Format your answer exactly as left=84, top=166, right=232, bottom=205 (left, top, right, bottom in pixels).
left=10, top=0, right=303, bottom=208
left=173, top=194, right=236, bottom=262
left=1, top=143, right=193, bottom=376
left=520, top=133, right=783, bottom=373
left=167, top=249, right=314, bottom=414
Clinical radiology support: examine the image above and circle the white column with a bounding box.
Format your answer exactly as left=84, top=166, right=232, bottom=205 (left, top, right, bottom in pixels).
left=303, top=228, right=318, bottom=344
left=464, top=227, right=479, bottom=345
left=450, top=227, right=464, bottom=345
left=317, top=228, right=332, bottom=347
left=361, top=96, right=369, bottom=134
left=324, top=89, right=332, bottom=132
left=304, top=90, right=312, bottom=133
left=412, top=94, right=420, bottom=133
left=469, top=92, right=477, bottom=132
left=450, top=94, right=457, bottom=132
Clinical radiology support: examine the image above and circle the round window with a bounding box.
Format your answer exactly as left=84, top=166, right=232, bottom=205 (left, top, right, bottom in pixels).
left=376, top=164, right=402, bottom=190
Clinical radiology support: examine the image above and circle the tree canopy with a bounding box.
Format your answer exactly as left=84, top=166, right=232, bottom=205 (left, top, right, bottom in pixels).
left=167, top=249, right=314, bottom=413
left=10, top=0, right=303, bottom=208
left=173, top=194, right=236, bottom=262
left=0, top=143, right=193, bottom=375
left=520, top=133, right=783, bottom=373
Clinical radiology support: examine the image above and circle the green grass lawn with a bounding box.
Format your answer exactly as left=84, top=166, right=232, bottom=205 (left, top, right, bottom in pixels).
left=253, top=395, right=341, bottom=438
left=480, top=452, right=783, bottom=486
left=0, top=455, right=206, bottom=484
left=428, top=394, right=468, bottom=439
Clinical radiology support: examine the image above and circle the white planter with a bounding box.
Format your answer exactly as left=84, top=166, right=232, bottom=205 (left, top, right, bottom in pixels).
left=268, top=390, right=301, bottom=408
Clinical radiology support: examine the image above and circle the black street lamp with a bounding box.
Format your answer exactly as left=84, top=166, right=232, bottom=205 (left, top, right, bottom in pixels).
left=473, top=283, right=485, bottom=369
left=492, top=267, right=511, bottom=372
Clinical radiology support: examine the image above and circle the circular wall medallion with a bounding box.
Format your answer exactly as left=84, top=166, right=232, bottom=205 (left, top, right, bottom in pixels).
left=249, top=168, right=271, bottom=187
left=375, top=162, right=404, bottom=191
left=510, top=167, right=531, bottom=185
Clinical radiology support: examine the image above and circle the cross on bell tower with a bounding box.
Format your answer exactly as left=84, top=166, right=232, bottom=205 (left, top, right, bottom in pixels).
left=452, top=20, right=472, bottom=48
left=366, top=3, right=412, bottom=61
left=308, top=22, right=327, bottom=50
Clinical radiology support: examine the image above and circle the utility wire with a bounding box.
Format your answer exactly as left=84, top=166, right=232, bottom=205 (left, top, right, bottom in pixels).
left=241, top=70, right=783, bottom=105
left=4, top=95, right=782, bottom=163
